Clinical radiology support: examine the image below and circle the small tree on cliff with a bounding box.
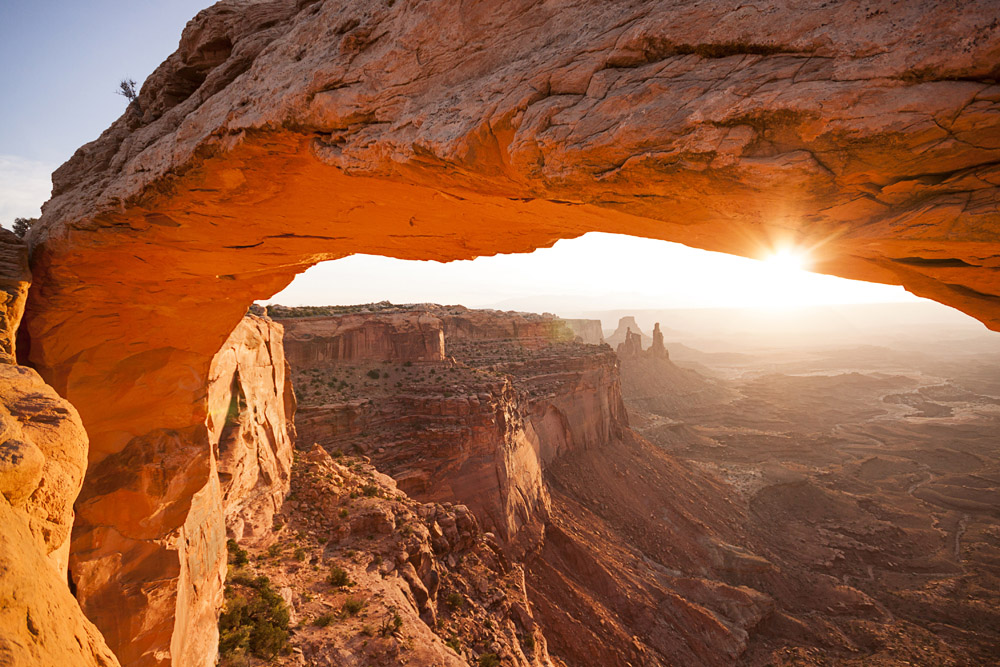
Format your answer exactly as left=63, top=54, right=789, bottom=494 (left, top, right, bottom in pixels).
left=11, top=217, right=36, bottom=238
left=117, top=77, right=138, bottom=102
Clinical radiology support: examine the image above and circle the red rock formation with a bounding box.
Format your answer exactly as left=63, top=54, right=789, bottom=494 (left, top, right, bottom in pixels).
left=16, top=0, right=1000, bottom=661
left=0, top=236, right=117, bottom=666
left=615, top=327, right=644, bottom=357
left=70, top=314, right=294, bottom=667
left=281, top=311, right=446, bottom=366
left=650, top=322, right=668, bottom=359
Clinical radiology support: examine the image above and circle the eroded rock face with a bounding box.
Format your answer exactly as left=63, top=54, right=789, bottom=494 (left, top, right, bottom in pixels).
left=0, top=228, right=29, bottom=365
left=558, top=318, right=604, bottom=345
left=281, top=311, right=446, bottom=366
left=0, top=496, right=120, bottom=667
left=70, top=314, right=294, bottom=667
left=0, top=364, right=89, bottom=575
left=19, top=0, right=1000, bottom=662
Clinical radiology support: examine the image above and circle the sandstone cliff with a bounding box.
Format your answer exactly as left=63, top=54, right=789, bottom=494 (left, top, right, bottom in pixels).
left=281, top=311, right=445, bottom=366
left=0, top=235, right=118, bottom=666
left=70, top=313, right=294, bottom=667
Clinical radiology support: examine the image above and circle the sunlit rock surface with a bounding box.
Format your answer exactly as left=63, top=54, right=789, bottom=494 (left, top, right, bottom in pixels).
left=70, top=314, right=293, bottom=667
left=0, top=229, right=29, bottom=365
left=17, top=0, right=1000, bottom=661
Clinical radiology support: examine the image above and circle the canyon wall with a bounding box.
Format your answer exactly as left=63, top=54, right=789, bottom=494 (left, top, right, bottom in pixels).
left=281, top=311, right=446, bottom=366
left=0, top=230, right=118, bottom=666
left=16, top=0, right=1000, bottom=661
left=282, top=305, right=627, bottom=554
left=70, top=313, right=294, bottom=667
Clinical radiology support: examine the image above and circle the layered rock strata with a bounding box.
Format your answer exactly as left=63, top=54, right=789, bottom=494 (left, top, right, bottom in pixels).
left=280, top=305, right=626, bottom=552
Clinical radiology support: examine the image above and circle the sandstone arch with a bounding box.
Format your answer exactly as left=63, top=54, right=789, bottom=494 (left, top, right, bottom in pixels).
left=22, top=0, right=1000, bottom=664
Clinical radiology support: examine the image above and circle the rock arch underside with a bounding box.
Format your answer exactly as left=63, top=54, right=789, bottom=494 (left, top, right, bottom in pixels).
left=15, top=0, right=1000, bottom=664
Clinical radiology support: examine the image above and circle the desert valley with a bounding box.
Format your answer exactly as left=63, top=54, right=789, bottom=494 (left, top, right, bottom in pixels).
left=2, top=1, right=1000, bottom=666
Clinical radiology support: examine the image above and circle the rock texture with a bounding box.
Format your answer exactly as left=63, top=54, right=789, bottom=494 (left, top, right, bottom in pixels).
left=229, top=444, right=554, bottom=666
left=70, top=314, right=294, bottom=667
left=0, top=231, right=117, bottom=666
left=0, top=229, right=29, bottom=364
left=17, top=0, right=1000, bottom=662
left=280, top=311, right=445, bottom=366
left=0, top=496, right=120, bottom=667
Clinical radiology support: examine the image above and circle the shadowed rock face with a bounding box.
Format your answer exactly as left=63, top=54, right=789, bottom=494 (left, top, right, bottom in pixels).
left=17, top=0, right=1000, bottom=663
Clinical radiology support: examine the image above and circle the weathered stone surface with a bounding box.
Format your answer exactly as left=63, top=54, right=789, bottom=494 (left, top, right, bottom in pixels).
left=17, top=0, right=1000, bottom=662
left=0, top=228, right=29, bottom=364
left=0, top=364, right=88, bottom=574
left=281, top=311, right=446, bottom=366
left=69, top=314, right=293, bottom=667
left=0, top=495, right=120, bottom=667
left=212, top=313, right=295, bottom=544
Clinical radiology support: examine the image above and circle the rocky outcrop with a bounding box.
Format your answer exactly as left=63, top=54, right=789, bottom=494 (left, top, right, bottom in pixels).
left=281, top=311, right=446, bottom=366
left=557, top=318, right=604, bottom=345
left=238, top=444, right=554, bottom=666
left=0, top=229, right=29, bottom=365
left=1, top=364, right=89, bottom=575
left=281, top=305, right=627, bottom=553
left=650, top=322, right=668, bottom=359
left=70, top=314, right=294, bottom=667
left=17, top=0, right=1000, bottom=661
left=605, top=317, right=650, bottom=349
left=615, top=327, right=644, bottom=358
left=0, top=496, right=120, bottom=667
left=0, top=234, right=117, bottom=666
left=211, top=314, right=295, bottom=544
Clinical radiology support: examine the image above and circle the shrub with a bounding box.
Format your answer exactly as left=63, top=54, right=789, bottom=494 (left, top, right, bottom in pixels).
left=380, top=608, right=403, bottom=637
left=312, top=613, right=336, bottom=627
left=218, top=574, right=290, bottom=661
left=362, top=484, right=379, bottom=497
left=479, top=654, right=500, bottom=667
left=327, top=566, right=352, bottom=587
left=342, top=597, right=365, bottom=616
left=445, top=592, right=464, bottom=609
left=293, top=547, right=306, bottom=562
left=366, top=369, right=380, bottom=380
left=445, top=635, right=462, bottom=653
left=227, top=539, right=249, bottom=566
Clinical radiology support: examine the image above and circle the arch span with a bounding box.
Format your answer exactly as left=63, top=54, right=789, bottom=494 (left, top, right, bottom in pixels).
left=23, top=0, right=1000, bottom=664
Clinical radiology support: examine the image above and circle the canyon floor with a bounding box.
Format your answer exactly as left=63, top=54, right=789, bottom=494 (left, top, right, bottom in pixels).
left=227, top=305, right=1000, bottom=666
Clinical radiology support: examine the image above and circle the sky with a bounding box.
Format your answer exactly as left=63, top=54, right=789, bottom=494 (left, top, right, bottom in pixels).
left=0, top=2, right=960, bottom=318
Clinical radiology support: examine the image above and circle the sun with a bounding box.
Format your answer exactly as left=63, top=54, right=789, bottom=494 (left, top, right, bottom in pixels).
left=763, top=248, right=807, bottom=273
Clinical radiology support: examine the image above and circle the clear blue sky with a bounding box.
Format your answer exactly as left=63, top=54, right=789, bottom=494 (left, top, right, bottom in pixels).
left=0, top=1, right=209, bottom=163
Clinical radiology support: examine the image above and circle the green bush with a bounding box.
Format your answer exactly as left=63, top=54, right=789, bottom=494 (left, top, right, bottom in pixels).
left=479, top=654, right=500, bottom=667
left=227, top=539, right=249, bottom=566
left=218, top=574, right=290, bottom=661
left=342, top=597, right=365, bottom=616
left=366, top=369, right=380, bottom=379
left=445, top=592, right=464, bottom=609
left=327, top=566, right=352, bottom=587
left=312, top=612, right=336, bottom=627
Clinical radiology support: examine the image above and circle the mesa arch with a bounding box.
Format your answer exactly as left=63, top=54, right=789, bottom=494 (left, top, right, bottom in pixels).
left=19, top=0, right=1000, bottom=664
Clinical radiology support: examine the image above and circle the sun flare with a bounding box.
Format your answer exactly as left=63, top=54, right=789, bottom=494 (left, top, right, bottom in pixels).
left=763, top=248, right=808, bottom=273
